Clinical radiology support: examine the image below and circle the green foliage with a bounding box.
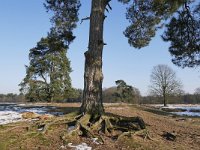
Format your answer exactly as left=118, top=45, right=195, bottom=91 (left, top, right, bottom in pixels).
left=44, top=0, right=81, bottom=45
left=162, top=1, right=200, bottom=68
left=20, top=0, right=81, bottom=103
left=121, top=0, right=200, bottom=68
left=0, top=93, right=26, bottom=103
left=62, top=88, right=82, bottom=103
left=102, top=87, right=118, bottom=103
left=43, top=0, right=197, bottom=112
left=102, top=83, right=141, bottom=104
left=0, top=142, right=6, bottom=150
left=19, top=29, right=73, bottom=102
left=114, top=80, right=141, bottom=103
left=123, top=0, right=184, bottom=48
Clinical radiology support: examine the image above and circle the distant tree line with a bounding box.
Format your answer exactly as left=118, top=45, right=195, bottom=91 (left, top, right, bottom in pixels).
left=103, top=90, right=200, bottom=105
left=0, top=89, right=82, bottom=103
left=142, top=93, right=200, bottom=104
left=0, top=93, right=26, bottom=103
left=3, top=63, right=200, bottom=104
left=0, top=87, right=199, bottom=104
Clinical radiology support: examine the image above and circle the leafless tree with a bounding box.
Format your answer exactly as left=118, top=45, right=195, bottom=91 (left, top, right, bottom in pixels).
left=194, top=87, right=200, bottom=95
left=149, top=64, right=183, bottom=106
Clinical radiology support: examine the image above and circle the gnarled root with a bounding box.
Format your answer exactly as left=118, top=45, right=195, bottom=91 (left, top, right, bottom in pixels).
left=28, top=112, right=147, bottom=144
left=61, top=113, right=146, bottom=144
left=29, top=111, right=80, bottom=133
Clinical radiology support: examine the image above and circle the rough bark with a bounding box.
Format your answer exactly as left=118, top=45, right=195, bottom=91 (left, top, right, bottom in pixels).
left=81, top=0, right=107, bottom=116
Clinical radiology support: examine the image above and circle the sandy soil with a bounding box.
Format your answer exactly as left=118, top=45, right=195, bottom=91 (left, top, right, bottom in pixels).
left=104, top=104, right=200, bottom=150
left=0, top=103, right=200, bottom=150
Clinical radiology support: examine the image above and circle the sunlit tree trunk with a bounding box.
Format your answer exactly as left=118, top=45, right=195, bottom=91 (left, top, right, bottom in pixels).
left=81, top=0, right=107, bottom=116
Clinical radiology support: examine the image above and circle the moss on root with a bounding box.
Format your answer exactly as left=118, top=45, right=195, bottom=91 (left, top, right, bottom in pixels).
left=0, top=142, right=7, bottom=150
left=58, top=112, right=146, bottom=144
left=0, top=111, right=147, bottom=148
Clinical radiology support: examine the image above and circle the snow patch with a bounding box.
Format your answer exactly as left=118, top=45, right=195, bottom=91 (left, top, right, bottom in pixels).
left=150, top=104, right=200, bottom=117
left=92, top=138, right=100, bottom=145
left=172, top=111, right=200, bottom=117
left=0, top=103, right=63, bottom=125
left=68, top=143, right=92, bottom=150
left=0, top=111, right=22, bottom=125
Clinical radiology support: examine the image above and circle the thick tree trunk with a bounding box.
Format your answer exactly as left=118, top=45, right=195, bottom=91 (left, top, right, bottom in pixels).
left=81, top=0, right=107, bottom=116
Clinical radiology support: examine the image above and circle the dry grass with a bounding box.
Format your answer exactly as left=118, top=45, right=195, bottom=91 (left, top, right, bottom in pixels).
left=0, top=103, right=200, bottom=150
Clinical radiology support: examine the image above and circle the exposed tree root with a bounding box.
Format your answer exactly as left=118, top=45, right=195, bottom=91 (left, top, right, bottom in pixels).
left=28, top=111, right=80, bottom=133
left=18, top=112, right=147, bottom=144
left=60, top=112, right=146, bottom=144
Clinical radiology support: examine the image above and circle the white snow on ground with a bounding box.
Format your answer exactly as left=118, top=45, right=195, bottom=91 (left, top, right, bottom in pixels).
left=1, top=104, right=200, bottom=125
left=68, top=143, right=92, bottom=150
left=172, top=111, right=200, bottom=117
left=20, top=108, right=47, bottom=114
left=0, top=111, right=22, bottom=125
left=149, top=104, right=200, bottom=117
left=0, top=104, right=50, bottom=125
left=151, top=104, right=200, bottom=108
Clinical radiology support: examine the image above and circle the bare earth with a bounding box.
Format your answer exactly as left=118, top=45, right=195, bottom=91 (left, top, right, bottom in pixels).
left=0, top=103, right=200, bottom=150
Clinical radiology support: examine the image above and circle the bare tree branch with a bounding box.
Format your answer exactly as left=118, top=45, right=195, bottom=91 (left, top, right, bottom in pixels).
left=80, top=16, right=90, bottom=24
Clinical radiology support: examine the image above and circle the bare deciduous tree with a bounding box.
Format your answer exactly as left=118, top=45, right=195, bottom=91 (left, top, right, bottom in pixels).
left=194, top=87, right=200, bottom=95
left=149, top=64, right=183, bottom=106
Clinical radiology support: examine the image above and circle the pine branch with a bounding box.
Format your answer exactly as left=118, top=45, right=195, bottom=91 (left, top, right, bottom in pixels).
left=105, top=0, right=112, bottom=12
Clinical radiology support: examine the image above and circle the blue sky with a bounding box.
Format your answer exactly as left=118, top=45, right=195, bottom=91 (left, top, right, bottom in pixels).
left=0, top=0, right=199, bottom=96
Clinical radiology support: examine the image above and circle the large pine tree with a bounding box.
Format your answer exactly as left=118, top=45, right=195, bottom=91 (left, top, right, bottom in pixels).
left=44, top=0, right=187, bottom=115
left=34, top=0, right=199, bottom=141
left=20, top=28, right=72, bottom=102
